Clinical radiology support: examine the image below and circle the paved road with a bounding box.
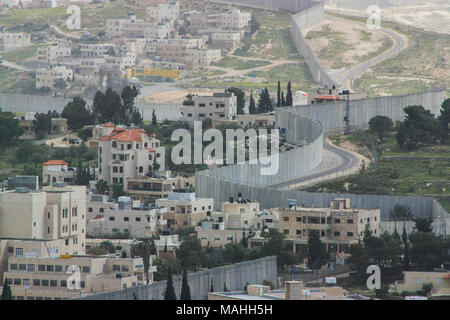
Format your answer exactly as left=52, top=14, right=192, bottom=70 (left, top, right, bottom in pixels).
left=328, top=14, right=409, bottom=90
left=268, top=136, right=361, bottom=189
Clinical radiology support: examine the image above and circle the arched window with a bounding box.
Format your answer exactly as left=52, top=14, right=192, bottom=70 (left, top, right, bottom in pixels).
left=112, top=141, right=117, bottom=148
left=144, top=142, right=148, bottom=148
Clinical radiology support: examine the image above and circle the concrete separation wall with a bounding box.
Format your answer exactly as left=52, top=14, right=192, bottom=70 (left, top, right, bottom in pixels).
left=73, top=256, right=277, bottom=300
left=205, top=0, right=319, bottom=13
left=0, top=93, right=182, bottom=121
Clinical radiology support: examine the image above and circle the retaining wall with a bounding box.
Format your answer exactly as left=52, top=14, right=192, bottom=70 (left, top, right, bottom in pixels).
left=74, top=256, right=277, bottom=300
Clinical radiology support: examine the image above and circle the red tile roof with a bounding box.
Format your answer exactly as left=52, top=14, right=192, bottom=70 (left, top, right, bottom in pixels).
left=145, top=147, right=156, bottom=152
left=43, top=160, right=69, bottom=166
left=99, top=128, right=146, bottom=142
left=103, top=123, right=115, bottom=127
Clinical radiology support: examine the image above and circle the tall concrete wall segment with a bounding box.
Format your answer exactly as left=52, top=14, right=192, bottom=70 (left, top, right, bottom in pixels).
left=288, top=88, right=446, bottom=130
left=205, top=0, right=319, bottom=13
left=74, top=256, right=277, bottom=300
left=0, top=93, right=182, bottom=121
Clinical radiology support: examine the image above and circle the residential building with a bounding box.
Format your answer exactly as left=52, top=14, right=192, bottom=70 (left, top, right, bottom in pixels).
left=237, top=114, right=276, bottom=128
left=86, top=197, right=167, bottom=238
left=278, top=198, right=380, bottom=258
left=125, top=175, right=194, bottom=204
left=393, top=271, right=450, bottom=297
left=195, top=220, right=244, bottom=247
left=79, top=43, right=114, bottom=58
left=181, top=92, right=237, bottom=123
left=211, top=31, right=241, bottom=51
left=146, top=1, right=179, bottom=26
left=186, top=48, right=221, bottom=68
left=0, top=32, right=31, bottom=52
left=0, top=183, right=87, bottom=256
left=37, top=43, right=71, bottom=64
left=18, top=115, right=67, bottom=139
left=156, top=192, right=214, bottom=230
left=86, top=194, right=115, bottom=221
left=97, top=126, right=165, bottom=186
left=2, top=253, right=146, bottom=300
left=42, top=160, right=74, bottom=185
left=221, top=10, right=251, bottom=30
left=106, top=13, right=172, bottom=39
left=35, top=65, right=73, bottom=89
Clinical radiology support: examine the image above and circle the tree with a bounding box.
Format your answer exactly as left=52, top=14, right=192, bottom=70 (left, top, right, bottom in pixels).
left=257, top=87, right=273, bottom=114
left=285, top=82, right=293, bottom=107
left=396, top=105, right=443, bottom=149
left=260, top=229, right=296, bottom=268
left=249, top=16, right=260, bottom=36
left=111, top=183, right=125, bottom=199
left=249, top=92, right=257, bottom=114
left=95, top=179, right=108, bottom=194
left=306, top=230, right=329, bottom=270
left=152, top=110, right=158, bottom=126
left=414, top=217, right=433, bottom=233
left=33, top=113, right=52, bottom=139
left=53, top=78, right=67, bottom=90
left=410, top=232, right=449, bottom=271
left=402, top=225, right=410, bottom=271
left=438, top=98, right=450, bottom=133
left=281, top=90, right=286, bottom=107
left=276, top=81, right=281, bottom=108
left=175, top=235, right=205, bottom=271
left=210, top=279, right=214, bottom=292
left=180, top=268, right=191, bottom=300
left=74, top=161, right=92, bottom=186
left=121, top=85, right=140, bottom=124
left=223, top=282, right=228, bottom=292
left=131, top=237, right=156, bottom=285
left=100, top=241, right=116, bottom=253
left=369, top=115, right=393, bottom=140
left=1, top=279, right=12, bottom=300
left=92, top=87, right=124, bottom=124
left=227, top=87, right=245, bottom=115
left=0, top=112, right=24, bottom=145
left=133, top=292, right=140, bottom=300
left=389, top=205, right=413, bottom=221
left=164, top=266, right=177, bottom=300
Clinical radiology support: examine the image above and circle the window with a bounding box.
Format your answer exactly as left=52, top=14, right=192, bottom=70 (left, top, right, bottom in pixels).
left=122, top=265, right=129, bottom=272
left=113, top=265, right=120, bottom=271
left=334, top=231, right=340, bottom=237
left=296, top=230, right=302, bottom=235
left=347, top=232, right=354, bottom=237
left=55, top=265, right=62, bottom=272
left=38, top=265, right=45, bottom=271
left=61, top=280, right=67, bottom=287
left=283, top=229, right=289, bottom=235
left=347, top=219, right=353, bottom=224
left=334, top=219, right=340, bottom=224
left=14, top=279, right=21, bottom=285
left=10, top=263, right=17, bottom=270
left=7, top=246, right=13, bottom=253
left=296, top=217, right=301, bottom=222
left=82, top=266, right=90, bottom=273
left=16, top=248, right=23, bottom=257
left=109, top=216, right=115, bottom=221
left=27, top=264, right=35, bottom=273
left=124, top=217, right=129, bottom=222
left=46, top=265, right=54, bottom=272
left=283, top=217, right=289, bottom=222
left=136, top=217, right=141, bottom=222
left=88, top=207, right=93, bottom=212
left=42, top=280, right=49, bottom=286
left=81, top=281, right=85, bottom=288
left=19, top=264, right=26, bottom=271
left=33, top=279, right=40, bottom=286
left=50, top=280, right=57, bottom=287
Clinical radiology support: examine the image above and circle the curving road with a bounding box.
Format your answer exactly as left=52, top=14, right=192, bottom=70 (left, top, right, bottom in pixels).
left=329, top=14, right=409, bottom=91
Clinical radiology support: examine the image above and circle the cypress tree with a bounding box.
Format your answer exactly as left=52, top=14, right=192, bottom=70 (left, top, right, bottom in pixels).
left=164, top=267, right=177, bottom=300
left=281, top=91, right=286, bottom=106
left=249, top=92, right=256, bottom=114
left=180, top=268, right=191, bottom=300
left=286, top=82, right=293, bottom=106
left=277, top=80, right=281, bottom=108
left=1, top=279, right=12, bottom=300
left=265, top=87, right=273, bottom=112
left=402, top=225, right=410, bottom=271
left=210, top=279, right=214, bottom=292
left=223, top=282, right=228, bottom=292
left=152, top=110, right=157, bottom=126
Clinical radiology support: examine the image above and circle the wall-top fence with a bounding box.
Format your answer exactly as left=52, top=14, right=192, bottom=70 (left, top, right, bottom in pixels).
left=74, top=256, right=277, bottom=300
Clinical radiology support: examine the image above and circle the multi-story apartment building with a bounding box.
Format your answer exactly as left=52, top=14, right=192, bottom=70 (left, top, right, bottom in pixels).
left=181, top=92, right=237, bottom=123
left=107, top=13, right=172, bottom=39
left=86, top=194, right=115, bottom=221
left=186, top=48, right=221, bottom=68
left=195, top=220, right=244, bottom=247
left=0, top=183, right=86, bottom=256
left=2, top=253, right=146, bottom=300
left=0, top=32, right=31, bottom=52
left=146, top=1, right=179, bottom=26
left=79, top=43, right=114, bottom=58
left=156, top=192, right=214, bottom=230
left=37, top=43, right=71, bottom=64
left=278, top=198, right=380, bottom=257
left=87, top=197, right=167, bottom=238
left=211, top=31, right=241, bottom=51
left=221, top=10, right=251, bottom=30
left=97, top=126, right=165, bottom=186
left=189, top=12, right=222, bottom=32
left=42, top=160, right=74, bottom=185
left=35, top=65, right=73, bottom=89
